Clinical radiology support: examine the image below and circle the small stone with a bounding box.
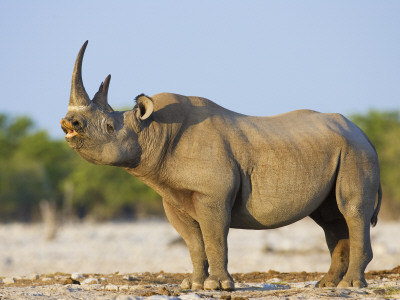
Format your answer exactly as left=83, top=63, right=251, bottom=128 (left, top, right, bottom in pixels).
left=81, top=277, right=99, bottom=285
left=41, top=277, right=52, bottom=282
left=71, top=272, right=84, bottom=280
left=105, top=284, right=119, bottom=291
left=63, top=278, right=74, bottom=285
left=30, top=274, right=40, bottom=280
left=3, top=277, right=15, bottom=284
left=157, top=286, right=170, bottom=295
left=123, top=275, right=136, bottom=281
left=63, top=278, right=81, bottom=285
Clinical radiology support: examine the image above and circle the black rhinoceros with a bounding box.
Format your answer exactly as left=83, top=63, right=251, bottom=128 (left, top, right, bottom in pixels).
left=61, top=41, right=382, bottom=291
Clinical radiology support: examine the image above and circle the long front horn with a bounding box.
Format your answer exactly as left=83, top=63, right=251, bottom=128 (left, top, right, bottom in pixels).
left=69, top=41, right=91, bottom=108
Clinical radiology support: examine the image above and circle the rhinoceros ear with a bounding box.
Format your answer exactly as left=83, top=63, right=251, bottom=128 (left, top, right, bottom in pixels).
left=92, top=74, right=114, bottom=112
left=135, top=94, right=154, bottom=120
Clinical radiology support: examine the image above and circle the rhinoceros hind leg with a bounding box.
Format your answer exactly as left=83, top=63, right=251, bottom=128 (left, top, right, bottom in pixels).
left=333, top=148, right=378, bottom=288
left=310, top=195, right=350, bottom=288
left=335, top=185, right=375, bottom=287
left=336, top=218, right=371, bottom=288
left=316, top=238, right=349, bottom=287
left=315, top=219, right=350, bottom=287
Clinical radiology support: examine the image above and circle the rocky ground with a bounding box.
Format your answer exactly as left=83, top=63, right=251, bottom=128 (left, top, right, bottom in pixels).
left=0, top=219, right=399, bottom=299
left=1, top=268, right=400, bottom=299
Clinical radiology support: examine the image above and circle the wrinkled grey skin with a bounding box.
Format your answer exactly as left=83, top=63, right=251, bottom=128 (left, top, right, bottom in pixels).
left=61, top=41, right=382, bottom=291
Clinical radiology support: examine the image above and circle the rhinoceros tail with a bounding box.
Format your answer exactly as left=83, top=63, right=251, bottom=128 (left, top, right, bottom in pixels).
left=371, top=182, right=382, bottom=227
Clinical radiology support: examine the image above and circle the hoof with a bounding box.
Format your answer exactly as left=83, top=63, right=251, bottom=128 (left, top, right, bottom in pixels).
left=337, top=280, right=351, bottom=288
left=204, top=278, right=220, bottom=290
left=204, top=278, right=235, bottom=291
left=316, top=275, right=341, bottom=288
left=337, top=279, right=367, bottom=288
left=192, top=282, right=203, bottom=290
left=221, top=280, right=235, bottom=291
left=316, top=280, right=337, bottom=288
left=180, top=278, right=203, bottom=290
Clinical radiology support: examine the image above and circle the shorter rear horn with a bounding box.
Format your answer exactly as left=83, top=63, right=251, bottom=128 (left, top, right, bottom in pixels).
left=93, top=74, right=114, bottom=112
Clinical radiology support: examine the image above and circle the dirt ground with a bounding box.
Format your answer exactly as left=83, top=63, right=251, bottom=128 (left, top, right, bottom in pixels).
left=1, top=220, right=399, bottom=298
left=1, top=266, right=399, bottom=299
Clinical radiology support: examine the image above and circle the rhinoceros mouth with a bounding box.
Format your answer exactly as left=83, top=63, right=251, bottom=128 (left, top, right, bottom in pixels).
left=60, top=119, right=80, bottom=139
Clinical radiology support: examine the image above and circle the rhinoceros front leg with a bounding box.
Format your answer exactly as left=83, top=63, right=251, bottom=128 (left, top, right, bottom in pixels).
left=163, top=199, right=209, bottom=290
left=193, top=193, right=235, bottom=291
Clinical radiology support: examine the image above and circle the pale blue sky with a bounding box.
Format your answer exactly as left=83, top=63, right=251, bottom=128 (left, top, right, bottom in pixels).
left=1, top=1, right=399, bottom=138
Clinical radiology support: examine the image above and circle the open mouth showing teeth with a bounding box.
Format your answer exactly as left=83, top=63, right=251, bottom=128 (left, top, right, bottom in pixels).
left=60, top=119, right=79, bottom=138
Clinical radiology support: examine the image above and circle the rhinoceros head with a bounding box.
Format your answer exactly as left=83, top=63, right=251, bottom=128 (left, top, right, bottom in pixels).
left=60, top=41, right=154, bottom=167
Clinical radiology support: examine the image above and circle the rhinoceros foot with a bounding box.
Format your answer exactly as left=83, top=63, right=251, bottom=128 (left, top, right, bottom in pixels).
left=315, top=275, right=341, bottom=287
left=180, top=278, right=204, bottom=290
left=203, top=276, right=235, bottom=291
left=337, top=275, right=367, bottom=288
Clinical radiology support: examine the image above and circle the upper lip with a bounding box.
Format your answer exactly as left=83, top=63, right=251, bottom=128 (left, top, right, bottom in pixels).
left=60, top=119, right=79, bottom=138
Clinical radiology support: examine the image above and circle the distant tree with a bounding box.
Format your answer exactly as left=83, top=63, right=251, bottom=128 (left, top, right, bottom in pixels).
left=0, top=113, right=161, bottom=222
left=0, top=114, right=74, bottom=221
left=66, top=156, right=162, bottom=220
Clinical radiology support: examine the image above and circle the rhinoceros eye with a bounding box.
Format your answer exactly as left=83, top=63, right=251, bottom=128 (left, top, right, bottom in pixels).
left=106, top=123, right=114, bottom=134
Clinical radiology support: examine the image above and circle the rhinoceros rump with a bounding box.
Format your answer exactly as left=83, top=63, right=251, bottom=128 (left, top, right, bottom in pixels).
left=61, top=41, right=382, bottom=290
